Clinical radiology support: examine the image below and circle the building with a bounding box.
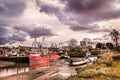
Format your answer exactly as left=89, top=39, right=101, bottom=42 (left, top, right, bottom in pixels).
left=0, top=46, right=32, bottom=56
left=80, top=38, right=95, bottom=50
left=0, top=46, right=11, bottom=56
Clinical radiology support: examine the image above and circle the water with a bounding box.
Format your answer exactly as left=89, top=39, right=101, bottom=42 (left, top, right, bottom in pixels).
left=0, top=58, right=97, bottom=80
left=0, top=63, right=29, bottom=77
left=0, top=61, right=58, bottom=77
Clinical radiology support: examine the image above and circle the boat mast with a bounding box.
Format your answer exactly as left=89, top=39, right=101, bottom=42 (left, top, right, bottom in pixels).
left=32, top=37, right=38, bottom=48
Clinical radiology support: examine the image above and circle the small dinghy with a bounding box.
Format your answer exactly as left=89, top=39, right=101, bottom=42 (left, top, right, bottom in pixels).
left=69, top=58, right=88, bottom=66
left=69, top=56, right=97, bottom=66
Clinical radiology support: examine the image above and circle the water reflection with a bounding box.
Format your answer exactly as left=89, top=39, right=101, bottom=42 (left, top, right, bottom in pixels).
left=0, top=61, right=59, bottom=77
left=0, top=63, right=29, bottom=77
left=29, top=61, right=58, bottom=71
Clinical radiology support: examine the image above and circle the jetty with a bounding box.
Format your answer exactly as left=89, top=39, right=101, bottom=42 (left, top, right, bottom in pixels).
left=0, top=56, right=29, bottom=63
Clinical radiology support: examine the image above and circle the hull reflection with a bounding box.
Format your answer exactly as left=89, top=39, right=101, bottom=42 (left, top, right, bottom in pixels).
left=29, top=62, right=59, bottom=71
left=0, top=62, right=59, bottom=77
left=0, top=63, right=29, bottom=77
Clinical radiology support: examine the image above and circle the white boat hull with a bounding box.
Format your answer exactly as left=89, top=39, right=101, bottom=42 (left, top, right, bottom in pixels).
left=69, top=56, right=97, bottom=66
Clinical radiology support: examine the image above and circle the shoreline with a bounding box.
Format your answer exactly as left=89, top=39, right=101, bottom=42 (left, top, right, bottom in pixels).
left=0, top=61, right=15, bottom=68
left=0, top=61, right=77, bottom=80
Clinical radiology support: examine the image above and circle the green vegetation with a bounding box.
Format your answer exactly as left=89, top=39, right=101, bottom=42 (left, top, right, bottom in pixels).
left=68, top=48, right=101, bottom=57
left=66, top=52, right=120, bottom=80
left=68, top=52, right=85, bottom=57
left=110, top=29, right=120, bottom=47
left=90, top=48, right=101, bottom=55
left=114, top=46, right=120, bottom=52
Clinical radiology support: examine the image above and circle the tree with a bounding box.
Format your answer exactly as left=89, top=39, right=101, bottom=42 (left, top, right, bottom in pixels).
left=110, top=29, right=120, bottom=47
left=96, top=43, right=102, bottom=49
left=68, top=39, right=78, bottom=47
left=106, top=42, right=114, bottom=50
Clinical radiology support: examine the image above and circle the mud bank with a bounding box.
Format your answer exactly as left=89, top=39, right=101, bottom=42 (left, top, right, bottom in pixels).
left=0, top=63, right=76, bottom=80
left=0, top=61, right=15, bottom=67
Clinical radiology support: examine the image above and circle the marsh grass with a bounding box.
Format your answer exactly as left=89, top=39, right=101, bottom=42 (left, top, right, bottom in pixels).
left=66, top=52, right=120, bottom=80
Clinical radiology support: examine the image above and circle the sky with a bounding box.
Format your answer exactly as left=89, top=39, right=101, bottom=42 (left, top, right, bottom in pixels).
left=0, top=0, right=120, bottom=46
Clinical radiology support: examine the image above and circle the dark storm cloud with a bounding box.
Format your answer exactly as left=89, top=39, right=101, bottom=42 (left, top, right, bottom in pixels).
left=9, top=31, right=27, bottom=42
left=36, top=0, right=120, bottom=33
left=96, top=9, right=120, bottom=21
left=14, top=24, right=58, bottom=38
left=64, top=0, right=113, bottom=13
left=0, top=34, right=27, bottom=45
left=0, top=26, right=27, bottom=45
left=0, top=37, right=9, bottom=45
left=0, top=0, right=26, bottom=17
left=70, top=24, right=110, bottom=33
left=29, top=27, right=57, bottom=38
left=0, top=0, right=27, bottom=40
left=63, top=0, right=120, bottom=27
left=35, top=0, right=64, bottom=21
left=36, top=0, right=60, bottom=15
left=0, top=27, right=9, bottom=44
left=0, top=27, right=7, bottom=36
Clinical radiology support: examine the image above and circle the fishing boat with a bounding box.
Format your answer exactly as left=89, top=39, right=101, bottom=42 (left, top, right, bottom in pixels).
left=29, top=48, right=60, bottom=63
left=29, top=37, right=60, bottom=63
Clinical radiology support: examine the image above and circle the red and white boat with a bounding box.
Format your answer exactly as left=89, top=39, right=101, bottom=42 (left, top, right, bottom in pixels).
left=29, top=48, right=60, bottom=63
left=29, top=37, right=60, bottom=63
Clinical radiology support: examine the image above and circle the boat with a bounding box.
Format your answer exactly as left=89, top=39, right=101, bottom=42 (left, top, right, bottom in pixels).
left=5, top=50, right=17, bottom=56
left=69, top=55, right=97, bottom=66
left=69, top=58, right=88, bottom=66
left=86, top=55, right=97, bottom=62
left=29, top=37, right=60, bottom=63
left=29, top=48, right=60, bottom=63
left=60, top=52, right=70, bottom=59
left=60, top=55, right=70, bottom=59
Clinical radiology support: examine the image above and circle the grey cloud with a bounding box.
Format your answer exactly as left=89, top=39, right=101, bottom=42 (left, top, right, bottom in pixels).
left=93, top=37, right=109, bottom=41
left=9, top=31, right=27, bottom=42
left=64, top=0, right=112, bottom=13
left=0, top=19, right=9, bottom=26
left=96, top=9, right=120, bottom=21
left=70, top=24, right=110, bottom=33
left=14, top=24, right=58, bottom=38
left=0, top=37, right=9, bottom=45
left=29, top=27, right=57, bottom=38
left=14, top=24, right=33, bottom=33
left=69, top=24, right=96, bottom=31
left=0, top=0, right=26, bottom=33
left=36, top=0, right=120, bottom=33
left=0, top=0, right=26, bottom=17
left=64, top=0, right=120, bottom=23
left=36, top=0, right=59, bottom=16
left=0, top=27, right=7, bottom=36
left=0, top=26, right=27, bottom=45
left=93, top=38, right=103, bottom=41
left=35, top=0, right=65, bottom=21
